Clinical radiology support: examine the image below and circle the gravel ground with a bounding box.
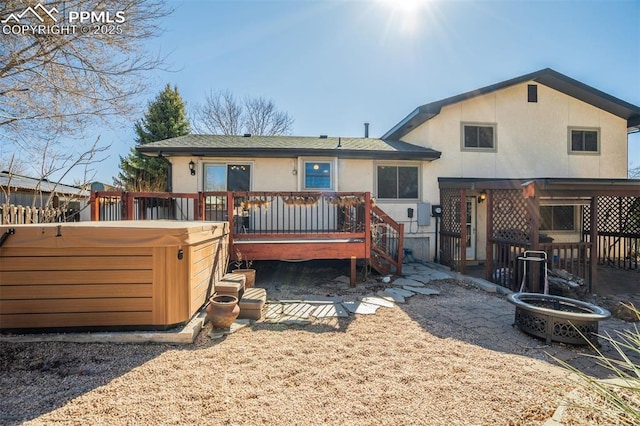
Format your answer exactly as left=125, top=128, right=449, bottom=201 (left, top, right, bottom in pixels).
left=0, top=261, right=608, bottom=425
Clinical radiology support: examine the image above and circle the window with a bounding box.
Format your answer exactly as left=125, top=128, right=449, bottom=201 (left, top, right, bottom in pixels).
left=528, top=84, right=538, bottom=103
left=377, top=165, right=419, bottom=199
left=304, top=161, right=332, bottom=189
left=540, top=205, right=575, bottom=231
left=462, top=123, right=496, bottom=150
left=204, top=164, right=251, bottom=191
left=569, top=128, right=599, bottom=153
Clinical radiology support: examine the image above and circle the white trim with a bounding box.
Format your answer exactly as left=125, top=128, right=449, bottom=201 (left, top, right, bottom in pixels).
left=460, top=122, right=497, bottom=152
left=203, top=161, right=253, bottom=191
left=374, top=161, right=421, bottom=201
left=568, top=126, right=600, bottom=155
left=299, top=157, right=337, bottom=191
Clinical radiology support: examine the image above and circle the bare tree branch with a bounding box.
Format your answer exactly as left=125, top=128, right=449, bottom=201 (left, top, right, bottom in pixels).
left=243, top=96, right=294, bottom=136
left=192, top=90, right=243, bottom=135
left=0, top=0, right=172, bottom=143
left=193, top=91, right=294, bottom=136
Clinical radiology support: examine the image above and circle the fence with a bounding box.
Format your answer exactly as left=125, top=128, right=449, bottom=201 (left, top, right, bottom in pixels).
left=1, top=204, right=80, bottom=224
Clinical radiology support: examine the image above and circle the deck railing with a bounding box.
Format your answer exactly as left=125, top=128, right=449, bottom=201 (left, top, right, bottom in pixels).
left=539, top=241, right=591, bottom=280
left=90, top=191, right=401, bottom=274
left=486, top=239, right=531, bottom=291
left=440, top=231, right=463, bottom=273
left=370, top=205, right=404, bottom=275
left=227, top=192, right=367, bottom=236
left=588, top=233, right=639, bottom=270
left=90, top=191, right=200, bottom=221
left=486, top=240, right=593, bottom=291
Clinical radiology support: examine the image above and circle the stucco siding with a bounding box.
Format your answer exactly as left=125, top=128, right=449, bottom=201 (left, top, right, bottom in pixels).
left=402, top=81, right=628, bottom=179
left=338, top=159, right=372, bottom=192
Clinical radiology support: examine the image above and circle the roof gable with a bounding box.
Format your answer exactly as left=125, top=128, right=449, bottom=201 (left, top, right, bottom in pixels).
left=383, top=68, right=640, bottom=140
left=137, top=134, right=441, bottom=161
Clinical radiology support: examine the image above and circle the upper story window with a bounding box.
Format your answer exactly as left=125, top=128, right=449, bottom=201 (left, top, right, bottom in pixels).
left=204, top=164, right=251, bottom=191
left=569, top=128, right=600, bottom=154
left=462, top=123, right=496, bottom=151
left=377, top=165, right=419, bottom=200
left=304, top=161, right=332, bottom=189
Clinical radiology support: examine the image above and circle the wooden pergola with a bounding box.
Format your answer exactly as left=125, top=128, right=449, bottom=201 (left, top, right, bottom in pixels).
left=438, top=178, right=640, bottom=293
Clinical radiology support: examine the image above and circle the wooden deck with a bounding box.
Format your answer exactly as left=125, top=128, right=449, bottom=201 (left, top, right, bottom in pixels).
left=90, top=191, right=403, bottom=286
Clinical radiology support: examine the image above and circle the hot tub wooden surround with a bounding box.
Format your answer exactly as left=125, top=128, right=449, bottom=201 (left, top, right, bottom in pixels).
left=0, top=221, right=229, bottom=331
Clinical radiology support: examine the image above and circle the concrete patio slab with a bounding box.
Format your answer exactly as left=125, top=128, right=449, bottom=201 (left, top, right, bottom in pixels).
left=342, top=301, right=381, bottom=315
left=0, top=311, right=209, bottom=345
left=377, top=290, right=406, bottom=303
left=208, top=319, right=251, bottom=339
left=402, top=286, right=440, bottom=296
left=384, top=287, right=416, bottom=298
left=392, top=278, right=424, bottom=287
left=361, top=296, right=396, bottom=308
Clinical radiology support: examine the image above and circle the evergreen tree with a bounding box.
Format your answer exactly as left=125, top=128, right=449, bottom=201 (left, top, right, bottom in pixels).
left=115, top=84, right=190, bottom=191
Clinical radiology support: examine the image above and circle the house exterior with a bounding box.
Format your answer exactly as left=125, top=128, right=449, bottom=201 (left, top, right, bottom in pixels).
left=137, top=68, right=640, bottom=277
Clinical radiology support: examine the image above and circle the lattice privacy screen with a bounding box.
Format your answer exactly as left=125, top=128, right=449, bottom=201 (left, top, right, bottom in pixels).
left=490, top=189, right=532, bottom=243
left=440, top=188, right=462, bottom=234
left=584, top=196, right=640, bottom=236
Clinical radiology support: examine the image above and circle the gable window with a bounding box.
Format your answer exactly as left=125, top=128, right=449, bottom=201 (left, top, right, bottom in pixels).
left=377, top=165, right=419, bottom=199
left=304, top=161, right=332, bottom=189
left=569, top=128, right=599, bottom=154
left=204, top=164, right=251, bottom=191
left=462, top=123, right=496, bottom=151
left=528, top=84, right=538, bottom=103
left=540, top=205, right=575, bottom=231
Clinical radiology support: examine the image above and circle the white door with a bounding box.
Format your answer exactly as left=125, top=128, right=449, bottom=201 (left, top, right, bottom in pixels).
left=466, top=197, right=476, bottom=260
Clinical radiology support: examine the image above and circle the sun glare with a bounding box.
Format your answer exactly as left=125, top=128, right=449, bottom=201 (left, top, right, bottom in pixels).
left=376, top=0, right=432, bottom=36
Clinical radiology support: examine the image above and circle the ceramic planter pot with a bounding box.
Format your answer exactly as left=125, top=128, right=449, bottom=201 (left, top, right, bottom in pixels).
left=206, top=295, right=240, bottom=329
left=232, top=268, right=256, bottom=288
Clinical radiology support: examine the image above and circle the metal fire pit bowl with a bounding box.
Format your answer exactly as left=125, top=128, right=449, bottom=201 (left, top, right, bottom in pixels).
left=507, top=293, right=611, bottom=345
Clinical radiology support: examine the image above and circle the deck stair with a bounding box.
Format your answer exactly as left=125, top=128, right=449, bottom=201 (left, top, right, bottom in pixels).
left=215, top=273, right=246, bottom=300
left=215, top=273, right=267, bottom=320
left=369, top=205, right=404, bottom=276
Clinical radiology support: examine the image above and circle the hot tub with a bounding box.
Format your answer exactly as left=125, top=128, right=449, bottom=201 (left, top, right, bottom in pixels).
left=0, top=221, right=229, bottom=332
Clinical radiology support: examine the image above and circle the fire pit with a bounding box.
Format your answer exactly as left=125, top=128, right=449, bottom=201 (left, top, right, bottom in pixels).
left=507, top=293, right=611, bottom=345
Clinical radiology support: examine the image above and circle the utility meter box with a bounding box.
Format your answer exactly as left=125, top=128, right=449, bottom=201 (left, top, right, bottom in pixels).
left=417, top=202, right=431, bottom=226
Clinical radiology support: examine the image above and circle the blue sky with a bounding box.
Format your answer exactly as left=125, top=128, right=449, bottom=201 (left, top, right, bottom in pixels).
left=95, top=0, right=640, bottom=184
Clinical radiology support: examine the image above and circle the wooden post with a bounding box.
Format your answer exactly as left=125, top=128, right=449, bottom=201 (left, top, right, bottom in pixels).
left=485, top=189, right=493, bottom=281
left=227, top=191, right=235, bottom=259
left=589, top=196, right=598, bottom=293
left=350, top=256, right=356, bottom=287
left=364, top=192, right=371, bottom=258
left=397, top=223, right=404, bottom=276
left=120, top=192, right=134, bottom=220
left=460, top=189, right=467, bottom=274
left=90, top=191, right=99, bottom=221
left=197, top=192, right=204, bottom=221
left=528, top=190, right=541, bottom=293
